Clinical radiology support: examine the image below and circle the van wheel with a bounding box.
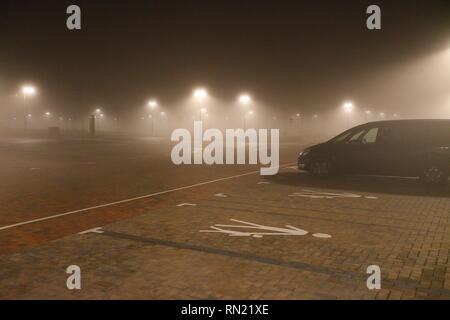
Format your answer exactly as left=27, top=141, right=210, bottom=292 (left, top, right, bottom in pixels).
left=309, top=160, right=333, bottom=178
left=420, top=164, right=448, bottom=186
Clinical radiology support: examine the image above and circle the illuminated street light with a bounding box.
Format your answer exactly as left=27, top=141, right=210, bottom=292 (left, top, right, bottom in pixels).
left=343, top=101, right=353, bottom=113
left=365, top=110, right=371, bottom=122
left=95, top=108, right=101, bottom=114
left=21, top=85, right=36, bottom=96
left=238, top=94, right=252, bottom=106
left=160, top=111, right=166, bottom=116
left=379, top=112, right=385, bottom=118
left=193, top=88, right=208, bottom=121
left=295, top=113, right=302, bottom=135
left=146, top=100, right=159, bottom=136
left=342, top=102, right=354, bottom=127
left=20, top=84, right=37, bottom=130
left=238, top=94, right=253, bottom=128
left=193, top=88, right=208, bottom=102
left=148, top=99, right=158, bottom=109
left=45, top=111, right=51, bottom=116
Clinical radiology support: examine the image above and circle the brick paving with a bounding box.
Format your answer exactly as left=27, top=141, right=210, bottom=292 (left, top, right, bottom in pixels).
left=1, top=137, right=450, bottom=299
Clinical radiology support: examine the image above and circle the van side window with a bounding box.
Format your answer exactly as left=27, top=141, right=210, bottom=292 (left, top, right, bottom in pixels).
left=348, top=129, right=365, bottom=143
left=361, top=128, right=379, bottom=144
left=330, top=131, right=353, bottom=143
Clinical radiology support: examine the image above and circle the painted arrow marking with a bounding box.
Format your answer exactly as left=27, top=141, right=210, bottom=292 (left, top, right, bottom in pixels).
left=289, top=189, right=378, bottom=200
left=200, top=219, right=331, bottom=239
left=78, top=227, right=104, bottom=235
left=176, top=203, right=197, bottom=207
left=214, top=193, right=228, bottom=198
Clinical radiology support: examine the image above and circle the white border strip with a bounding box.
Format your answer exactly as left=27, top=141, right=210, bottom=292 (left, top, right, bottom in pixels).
left=0, top=163, right=296, bottom=231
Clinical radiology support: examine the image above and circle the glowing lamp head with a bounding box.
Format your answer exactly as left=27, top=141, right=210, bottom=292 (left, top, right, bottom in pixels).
left=238, top=94, right=252, bottom=105
left=148, top=100, right=158, bottom=109
left=343, top=102, right=353, bottom=113
left=193, top=88, right=208, bottom=102
left=21, top=85, right=36, bottom=96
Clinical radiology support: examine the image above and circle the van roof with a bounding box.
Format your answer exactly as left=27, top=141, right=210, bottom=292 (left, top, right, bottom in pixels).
left=364, top=119, right=450, bottom=126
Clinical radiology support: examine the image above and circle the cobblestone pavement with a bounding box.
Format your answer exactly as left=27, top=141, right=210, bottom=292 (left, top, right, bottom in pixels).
left=1, top=137, right=450, bottom=299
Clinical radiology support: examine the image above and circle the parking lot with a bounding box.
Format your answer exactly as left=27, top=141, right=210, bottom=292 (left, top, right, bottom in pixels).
left=1, top=135, right=450, bottom=299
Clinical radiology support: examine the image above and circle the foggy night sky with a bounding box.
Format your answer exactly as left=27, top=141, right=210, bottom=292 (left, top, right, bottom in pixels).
left=0, top=0, right=449, bottom=119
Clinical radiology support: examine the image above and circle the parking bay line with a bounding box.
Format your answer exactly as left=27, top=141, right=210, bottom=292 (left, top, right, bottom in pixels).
left=0, top=163, right=296, bottom=232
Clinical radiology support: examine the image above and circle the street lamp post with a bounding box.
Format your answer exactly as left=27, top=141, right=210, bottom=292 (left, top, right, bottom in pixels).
left=147, top=99, right=158, bottom=136
left=193, top=88, right=208, bottom=121
left=21, top=85, right=36, bottom=131
left=238, top=94, right=252, bottom=129
left=244, top=110, right=254, bottom=130
left=365, top=110, right=371, bottom=122
left=343, top=101, right=353, bottom=127
left=296, top=113, right=301, bottom=135
left=200, top=108, right=207, bottom=122
left=159, top=111, right=166, bottom=136
left=94, top=108, right=102, bottom=131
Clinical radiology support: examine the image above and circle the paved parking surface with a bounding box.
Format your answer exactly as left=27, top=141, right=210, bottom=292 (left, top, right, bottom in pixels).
left=1, top=136, right=450, bottom=299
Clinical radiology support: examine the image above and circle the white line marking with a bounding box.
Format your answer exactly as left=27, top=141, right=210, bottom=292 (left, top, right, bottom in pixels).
left=257, top=181, right=270, bottom=185
left=312, top=233, right=332, bottom=239
left=176, top=203, right=197, bottom=207
left=78, top=227, right=104, bottom=235
left=289, top=189, right=362, bottom=199
left=0, top=163, right=295, bottom=231
left=214, top=193, right=228, bottom=198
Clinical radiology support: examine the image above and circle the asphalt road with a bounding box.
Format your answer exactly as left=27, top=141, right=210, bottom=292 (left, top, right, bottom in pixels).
left=1, top=135, right=450, bottom=299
